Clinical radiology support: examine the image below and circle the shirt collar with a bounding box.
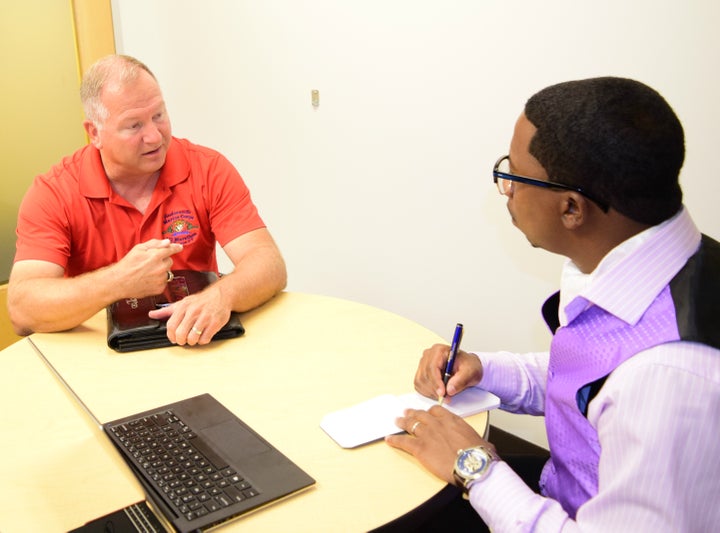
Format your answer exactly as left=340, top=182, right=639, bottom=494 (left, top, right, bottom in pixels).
left=78, top=137, right=189, bottom=199
left=78, top=145, right=112, bottom=198
left=157, top=138, right=190, bottom=187
left=559, top=207, right=701, bottom=326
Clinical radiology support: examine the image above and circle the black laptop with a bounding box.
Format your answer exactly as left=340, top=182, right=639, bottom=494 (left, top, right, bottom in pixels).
left=99, top=393, right=315, bottom=532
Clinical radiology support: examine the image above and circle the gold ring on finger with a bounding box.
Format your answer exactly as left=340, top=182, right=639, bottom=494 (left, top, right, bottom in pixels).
left=410, top=421, right=421, bottom=436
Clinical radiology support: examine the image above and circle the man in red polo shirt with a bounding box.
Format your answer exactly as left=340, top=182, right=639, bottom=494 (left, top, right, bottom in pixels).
left=8, top=54, right=286, bottom=346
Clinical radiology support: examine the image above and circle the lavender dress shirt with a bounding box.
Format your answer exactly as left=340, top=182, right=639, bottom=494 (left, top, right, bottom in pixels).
left=468, top=208, right=720, bottom=532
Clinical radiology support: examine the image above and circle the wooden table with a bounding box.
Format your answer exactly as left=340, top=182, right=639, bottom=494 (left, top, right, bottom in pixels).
left=2, top=292, right=487, bottom=532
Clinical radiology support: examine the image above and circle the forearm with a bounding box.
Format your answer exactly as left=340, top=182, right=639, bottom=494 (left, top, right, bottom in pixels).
left=221, top=242, right=287, bottom=312
left=469, top=462, right=572, bottom=532
left=8, top=267, right=122, bottom=335
left=474, top=350, right=549, bottom=415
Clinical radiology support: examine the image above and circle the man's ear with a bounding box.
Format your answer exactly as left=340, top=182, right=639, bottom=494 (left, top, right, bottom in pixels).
left=560, top=193, right=587, bottom=230
left=83, top=120, right=102, bottom=148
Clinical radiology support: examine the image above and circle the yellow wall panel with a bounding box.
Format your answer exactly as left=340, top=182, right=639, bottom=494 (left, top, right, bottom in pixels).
left=0, top=0, right=114, bottom=283
left=72, top=0, right=116, bottom=75
left=0, top=2, right=86, bottom=282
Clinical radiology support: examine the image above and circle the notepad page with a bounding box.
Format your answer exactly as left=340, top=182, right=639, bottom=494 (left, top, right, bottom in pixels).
left=398, top=387, right=500, bottom=418
left=320, top=388, right=500, bottom=448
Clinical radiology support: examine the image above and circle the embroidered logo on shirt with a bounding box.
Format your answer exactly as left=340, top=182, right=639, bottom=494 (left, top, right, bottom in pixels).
left=163, top=210, right=199, bottom=245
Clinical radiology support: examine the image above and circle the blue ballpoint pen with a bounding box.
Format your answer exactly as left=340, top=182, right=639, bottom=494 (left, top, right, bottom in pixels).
left=438, top=323, right=464, bottom=405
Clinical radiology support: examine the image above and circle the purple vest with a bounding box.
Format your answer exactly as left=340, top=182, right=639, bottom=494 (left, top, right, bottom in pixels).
left=538, top=286, right=680, bottom=517
left=539, top=234, right=720, bottom=518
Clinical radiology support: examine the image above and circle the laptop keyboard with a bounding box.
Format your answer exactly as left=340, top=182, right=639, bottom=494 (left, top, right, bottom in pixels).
left=108, top=409, right=260, bottom=523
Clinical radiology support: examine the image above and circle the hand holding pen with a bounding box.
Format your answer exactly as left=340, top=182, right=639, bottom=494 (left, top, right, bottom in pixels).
left=438, top=323, right=463, bottom=405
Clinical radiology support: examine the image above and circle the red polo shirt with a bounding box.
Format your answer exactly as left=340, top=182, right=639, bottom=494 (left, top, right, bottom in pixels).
left=15, top=137, right=266, bottom=276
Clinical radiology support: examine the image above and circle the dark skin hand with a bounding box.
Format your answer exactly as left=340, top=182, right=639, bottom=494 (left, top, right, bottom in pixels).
left=413, top=343, right=485, bottom=401
left=385, top=405, right=495, bottom=485
left=385, top=342, right=496, bottom=485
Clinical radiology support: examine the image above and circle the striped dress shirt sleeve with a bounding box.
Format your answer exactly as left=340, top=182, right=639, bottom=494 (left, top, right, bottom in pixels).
left=470, top=341, right=720, bottom=532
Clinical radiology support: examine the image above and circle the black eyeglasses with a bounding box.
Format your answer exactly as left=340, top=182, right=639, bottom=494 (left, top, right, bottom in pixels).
left=493, top=155, right=609, bottom=212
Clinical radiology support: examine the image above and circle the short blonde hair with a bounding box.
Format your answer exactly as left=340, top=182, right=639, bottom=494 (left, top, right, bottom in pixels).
left=80, top=54, right=156, bottom=126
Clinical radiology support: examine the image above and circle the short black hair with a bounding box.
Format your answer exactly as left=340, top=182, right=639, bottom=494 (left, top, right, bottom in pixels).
left=524, top=77, right=684, bottom=225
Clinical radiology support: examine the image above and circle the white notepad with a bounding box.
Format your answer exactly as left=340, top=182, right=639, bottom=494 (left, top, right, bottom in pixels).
left=320, top=388, right=500, bottom=448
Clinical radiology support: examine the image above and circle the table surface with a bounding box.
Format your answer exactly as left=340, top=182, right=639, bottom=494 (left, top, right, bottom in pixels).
left=0, top=291, right=487, bottom=532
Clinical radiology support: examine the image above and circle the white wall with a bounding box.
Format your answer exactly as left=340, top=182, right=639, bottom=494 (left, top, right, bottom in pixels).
left=112, top=0, right=720, bottom=447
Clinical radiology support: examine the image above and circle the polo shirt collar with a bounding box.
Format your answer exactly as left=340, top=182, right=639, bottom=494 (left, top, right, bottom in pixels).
left=78, top=145, right=112, bottom=198
left=157, top=137, right=190, bottom=188
left=78, top=137, right=189, bottom=198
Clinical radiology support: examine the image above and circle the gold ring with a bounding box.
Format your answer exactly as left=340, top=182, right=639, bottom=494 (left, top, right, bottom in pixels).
left=166, top=271, right=174, bottom=283
left=191, top=327, right=203, bottom=336
left=410, top=421, right=421, bottom=436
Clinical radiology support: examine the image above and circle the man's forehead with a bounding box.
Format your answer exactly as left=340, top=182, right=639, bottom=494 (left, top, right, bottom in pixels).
left=101, top=77, right=165, bottom=118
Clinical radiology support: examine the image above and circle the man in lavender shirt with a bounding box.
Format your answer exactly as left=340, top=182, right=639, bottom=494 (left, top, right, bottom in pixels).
left=385, top=78, right=720, bottom=531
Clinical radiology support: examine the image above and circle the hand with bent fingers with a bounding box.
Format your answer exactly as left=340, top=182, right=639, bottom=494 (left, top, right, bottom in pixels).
left=114, top=239, right=183, bottom=298
left=414, top=343, right=484, bottom=402
left=385, top=405, right=493, bottom=485
left=148, top=282, right=231, bottom=346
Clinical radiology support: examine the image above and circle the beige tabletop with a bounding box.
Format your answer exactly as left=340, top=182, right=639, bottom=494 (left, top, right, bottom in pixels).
left=0, top=338, right=146, bottom=532
left=5, top=291, right=488, bottom=532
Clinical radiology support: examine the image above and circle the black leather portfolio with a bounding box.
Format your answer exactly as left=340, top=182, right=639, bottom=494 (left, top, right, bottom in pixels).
left=106, top=270, right=244, bottom=352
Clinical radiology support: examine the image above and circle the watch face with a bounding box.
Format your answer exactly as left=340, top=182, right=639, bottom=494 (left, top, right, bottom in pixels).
left=458, top=448, right=489, bottom=476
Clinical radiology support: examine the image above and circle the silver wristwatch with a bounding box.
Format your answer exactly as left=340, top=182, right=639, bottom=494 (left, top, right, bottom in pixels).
left=453, top=445, right=500, bottom=493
